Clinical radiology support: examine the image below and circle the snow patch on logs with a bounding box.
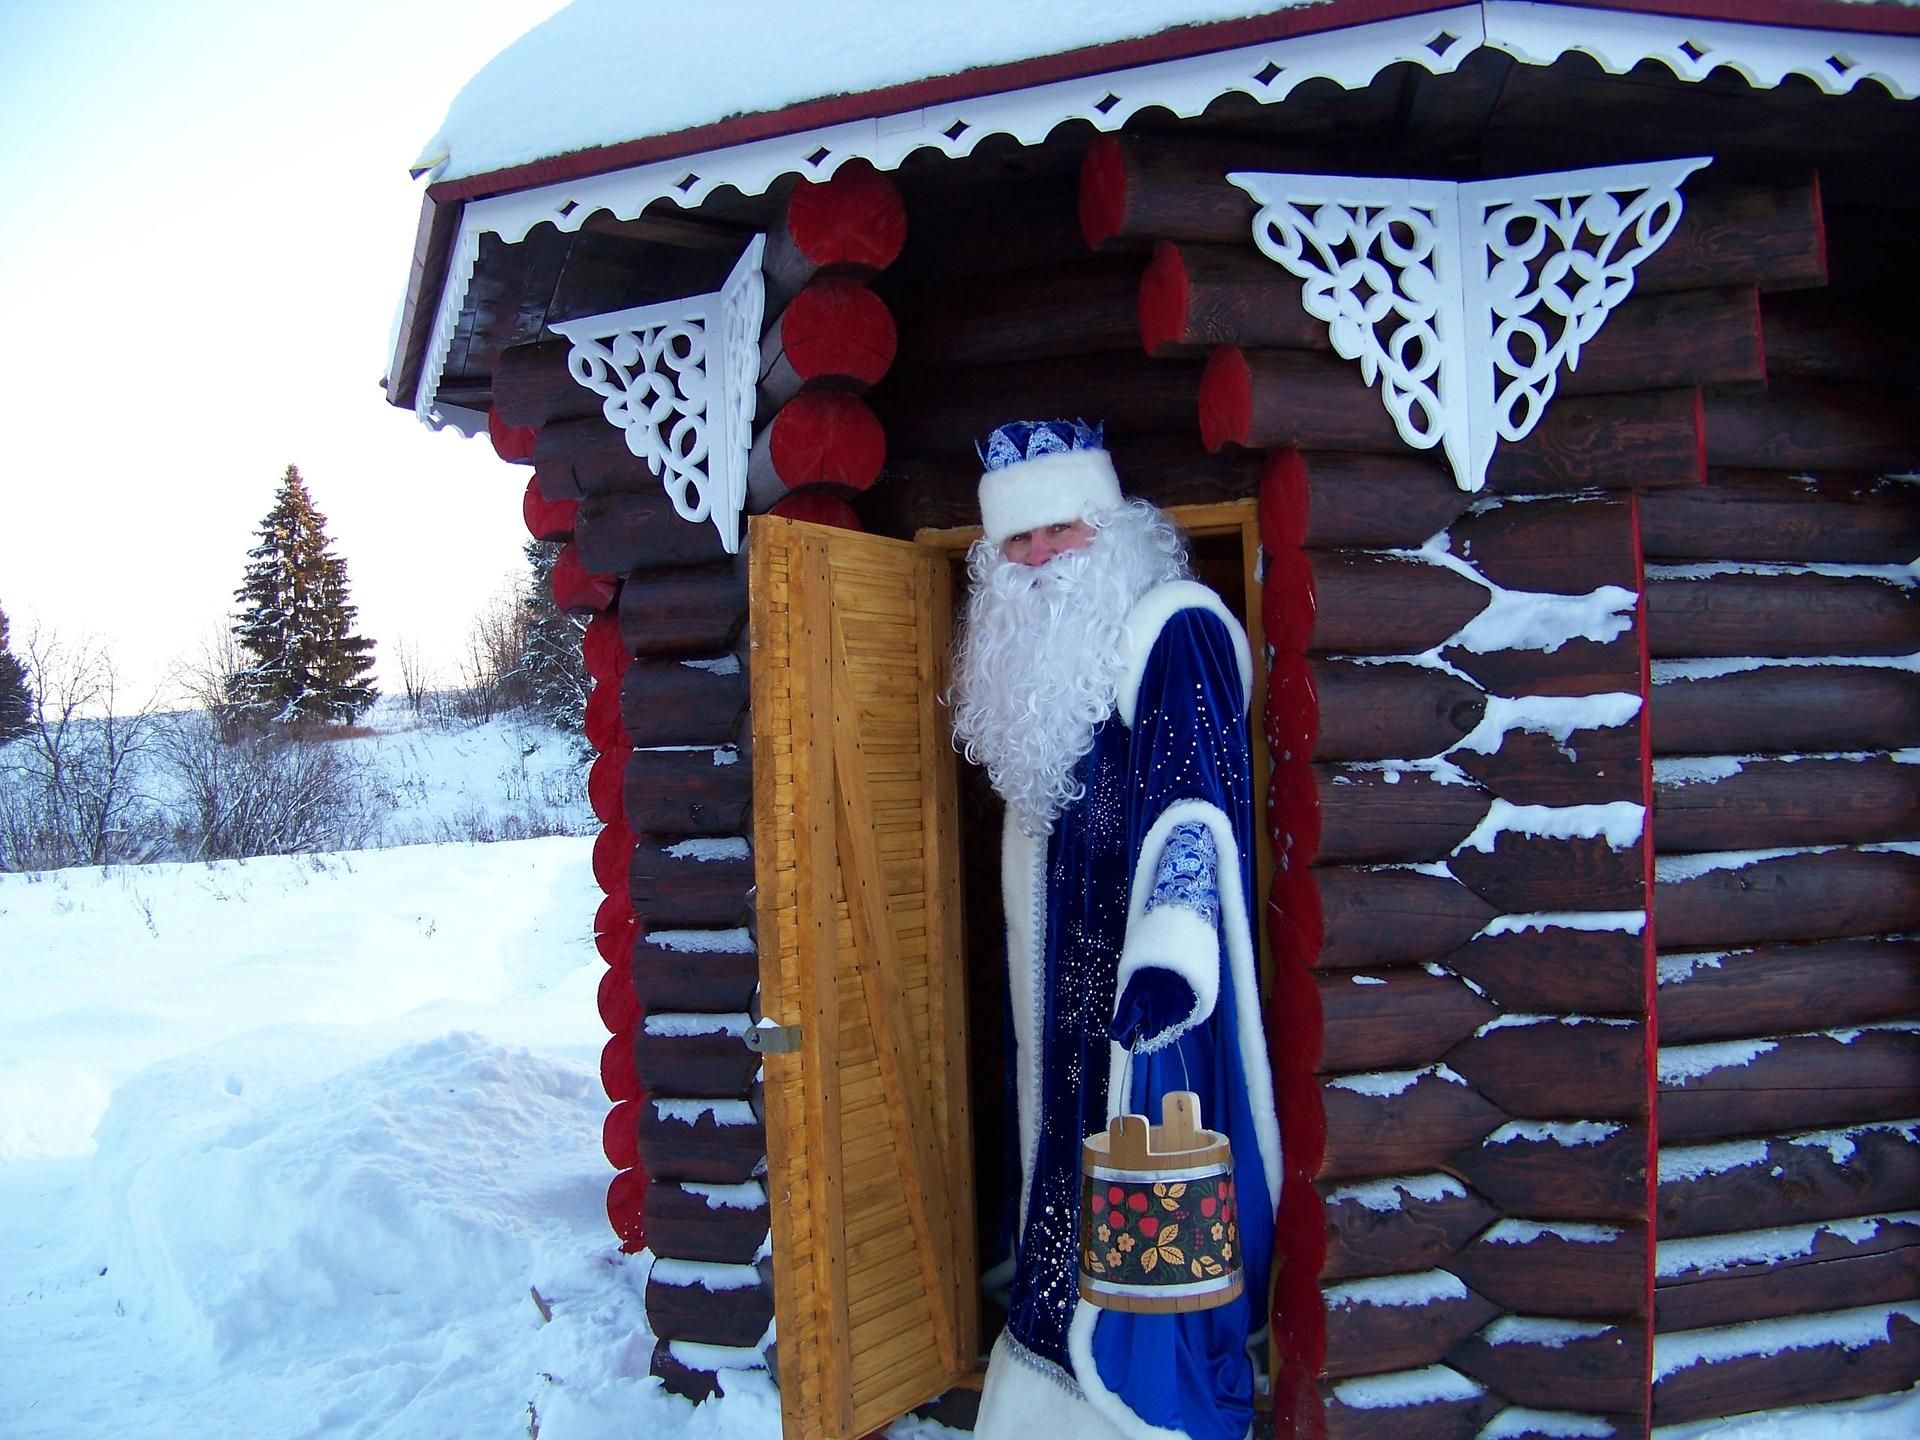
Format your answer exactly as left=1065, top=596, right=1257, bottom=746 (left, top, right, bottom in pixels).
left=665, top=837, right=752, bottom=861
left=1327, top=1063, right=1469, bottom=1097
left=1644, top=560, right=1917, bottom=587
left=1326, top=1173, right=1469, bottom=1213
left=1784, top=1119, right=1920, bottom=1166
left=1488, top=1120, right=1624, bottom=1147
left=684, top=1181, right=768, bottom=1211
left=647, top=927, right=754, bottom=953
left=665, top=1332, right=772, bottom=1373
left=1454, top=799, right=1646, bottom=854
left=1658, top=1039, right=1779, bottom=1084
left=644, top=1012, right=751, bottom=1038
left=1482, top=1409, right=1614, bottom=1439
left=1653, top=651, right=1920, bottom=682
left=1654, top=846, right=1832, bottom=883
left=1480, top=911, right=1647, bottom=937
left=1324, top=1268, right=1470, bottom=1308
left=680, top=655, right=742, bottom=675
left=1651, top=1300, right=1920, bottom=1381
left=653, top=1098, right=756, bottom=1125
left=1343, top=757, right=1476, bottom=786
left=1485, top=1218, right=1624, bottom=1246
left=1660, top=1139, right=1772, bottom=1183
left=1331, top=1364, right=1484, bottom=1409
left=1654, top=756, right=1746, bottom=786
left=1657, top=950, right=1738, bottom=984
left=651, top=1258, right=764, bottom=1291
left=1656, top=1211, right=1920, bottom=1279
left=1451, top=692, right=1643, bottom=756
left=1482, top=1316, right=1615, bottom=1348
left=1398, top=534, right=1639, bottom=654
left=1478, top=1014, right=1638, bottom=1037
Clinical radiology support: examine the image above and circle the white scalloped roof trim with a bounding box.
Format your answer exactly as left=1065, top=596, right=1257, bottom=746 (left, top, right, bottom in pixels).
left=405, top=1, right=1920, bottom=425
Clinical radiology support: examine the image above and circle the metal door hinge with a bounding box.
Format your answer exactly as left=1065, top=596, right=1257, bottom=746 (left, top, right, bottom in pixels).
left=745, top=1019, right=802, bottom=1054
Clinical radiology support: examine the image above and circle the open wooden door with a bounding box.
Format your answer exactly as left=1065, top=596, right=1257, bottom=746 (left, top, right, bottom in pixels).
left=748, top=515, right=978, bottom=1439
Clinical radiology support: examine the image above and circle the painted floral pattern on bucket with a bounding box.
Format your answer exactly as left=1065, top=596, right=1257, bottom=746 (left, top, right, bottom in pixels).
left=1079, top=1174, right=1240, bottom=1291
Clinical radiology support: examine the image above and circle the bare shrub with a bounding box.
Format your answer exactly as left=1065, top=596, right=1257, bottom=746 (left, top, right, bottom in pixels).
left=395, top=639, right=434, bottom=718
left=160, top=711, right=385, bottom=860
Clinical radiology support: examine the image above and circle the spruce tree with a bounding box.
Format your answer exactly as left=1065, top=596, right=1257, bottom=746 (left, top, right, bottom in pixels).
left=229, top=465, right=377, bottom=727
left=0, top=602, right=32, bottom=741
left=516, top=540, right=587, bottom=731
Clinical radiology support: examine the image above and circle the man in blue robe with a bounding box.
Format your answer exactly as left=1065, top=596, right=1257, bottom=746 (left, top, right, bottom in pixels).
left=951, top=420, right=1281, bottom=1440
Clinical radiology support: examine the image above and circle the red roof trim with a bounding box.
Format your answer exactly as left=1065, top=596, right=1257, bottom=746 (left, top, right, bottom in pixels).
left=425, top=0, right=1920, bottom=208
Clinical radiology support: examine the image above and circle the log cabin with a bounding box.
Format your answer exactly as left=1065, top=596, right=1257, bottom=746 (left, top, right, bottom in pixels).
left=384, top=2, right=1920, bottom=1435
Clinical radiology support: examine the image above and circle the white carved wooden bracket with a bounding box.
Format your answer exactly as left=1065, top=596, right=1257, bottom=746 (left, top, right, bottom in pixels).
left=1228, top=158, right=1711, bottom=491
left=552, top=234, right=767, bottom=553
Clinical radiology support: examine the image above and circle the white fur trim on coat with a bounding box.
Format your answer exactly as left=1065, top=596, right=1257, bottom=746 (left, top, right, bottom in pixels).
left=978, top=447, right=1123, bottom=544
left=1116, top=581, right=1254, bottom=728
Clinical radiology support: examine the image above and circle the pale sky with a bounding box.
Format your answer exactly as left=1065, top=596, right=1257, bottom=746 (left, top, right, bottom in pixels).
left=0, top=0, right=572, bottom=703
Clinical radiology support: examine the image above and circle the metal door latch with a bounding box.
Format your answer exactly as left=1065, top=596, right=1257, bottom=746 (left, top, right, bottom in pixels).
left=745, top=1019, right=802, bottom=1054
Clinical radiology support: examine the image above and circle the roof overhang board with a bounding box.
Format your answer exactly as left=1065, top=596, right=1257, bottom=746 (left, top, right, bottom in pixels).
left=395, top=0, right=1920, bottom=428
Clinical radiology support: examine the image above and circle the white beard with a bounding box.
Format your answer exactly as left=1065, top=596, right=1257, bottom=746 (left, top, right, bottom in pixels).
left=950, top=502, right=1189, bottom=836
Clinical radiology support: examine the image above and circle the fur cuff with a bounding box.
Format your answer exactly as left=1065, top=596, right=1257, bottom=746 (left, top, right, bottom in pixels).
left=1115, top=904, right=1220, bottom=1052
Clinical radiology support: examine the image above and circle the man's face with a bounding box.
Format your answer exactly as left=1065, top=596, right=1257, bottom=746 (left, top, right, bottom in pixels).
left=1000, top=519, right=1096, bottom=568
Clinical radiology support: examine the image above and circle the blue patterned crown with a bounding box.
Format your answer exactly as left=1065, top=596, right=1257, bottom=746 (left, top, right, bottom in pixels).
left=977, top=418, right=1107, bottom=471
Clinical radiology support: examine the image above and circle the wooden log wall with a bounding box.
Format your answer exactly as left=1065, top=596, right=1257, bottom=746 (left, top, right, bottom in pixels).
left=490, top=163, right=911, bottom=1405
left=1642, top=196, right=1920, bottom=1428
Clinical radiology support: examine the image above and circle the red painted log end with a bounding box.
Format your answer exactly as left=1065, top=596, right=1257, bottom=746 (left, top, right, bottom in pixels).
left=592, top=819, right=636, bottom=895
left=1198, top=346, right=1253, bottom=453
left=1259, top=544, right=1317, bottom=656
left=788, top=158, right=907, bottom=272
left=522, top=475, right=577, bottom=542
left=489, top=408, right=538, bottom=464
left=1078, top=133, right=1128, bottom=250
left=1138, top=240, right=1191, bottom=356
left=1258, top=449, right=1310, bottom=553
left=589, top=745, right=632, bottom=824
left=603, top=1098, right=641, bottom=1172
left=769, top=391, right=886, bottom=492
left=595, top=887, right=635, bottom=939
left=601, top=1030, right=637, bottom=1103
left=598, top=964, right=639, bottom=1035
left=606, top=1164, right=648, bottom=1253
left=550, top=542, right=619, bottom=614
left=585, top=679, right=632, bottom=754
left=769, top=487, right=866, bottom=531
left=595, top=915, right=638, bottom=967
left=782, top=279, right=898, bottom=387
left=581, top=611, right=632, bottom=685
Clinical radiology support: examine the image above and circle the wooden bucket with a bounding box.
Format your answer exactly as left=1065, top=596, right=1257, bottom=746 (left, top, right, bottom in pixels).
left=1078, top=1090, right=1243, bottom=1313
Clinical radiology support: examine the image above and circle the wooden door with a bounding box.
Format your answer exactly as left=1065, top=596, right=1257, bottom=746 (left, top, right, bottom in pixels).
left=748, top=516, right=977, bottom=1439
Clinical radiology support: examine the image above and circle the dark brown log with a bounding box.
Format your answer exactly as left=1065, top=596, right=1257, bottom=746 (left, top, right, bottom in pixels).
left=757, top=278, right=897, bottom=415
left=1646, top=571, right=1918, bottom=659
left=1760, top=290, right=1915, bottom=386
left=1448, top=1319, right=1646, bottom=1416
left=646, top=1269, right=773, bottom=1346
left=550, top=543, right=618, bottom=614
left=1321, top=1180, right=1498, bottom=1283
left=1640, top=471, right=1920, bottom=565
left=1704, top=385, right=1920, bottom=474
left=762, top=158, right=906, bottom=309
left=1139, top=241, right=1324, bottom=356
left=1319, top=1068, right=1506, bottom=1180
left=492, top=339, right=600, bottom=428
left=625, top=747, right=752, bottom=837
left=630, top=838, right=754, bottom=930
left=1263, top=548, right=1488, bottom=657
left=1452, top=1120, right=1649, bottom=1222
left=1445, top=925, right=1647, bottom=1018
left=1658, top=1029, right=1920, bottom=1143
left=1317, top=967, right=1498, bottom=1075
left=1451, top=833, right=1645, bottom=915
left=1315, top=1380, right=1501, bottom=1440
left=636, top=1101, right=766, bottom=1184
left=1322, top=1284, right=1500, bottom=1379
left=1655, top=1220, right=1920, bottom=1333
left=1314, top=866, right=1497, bottom=970
left=1556, top=284, right=1765, bottom=396
left=645, top=1181, right=772, bottom=1265
left=1310, top=766, right=1490, bottom=866
left=1656, top=938, right=1920, bottom=1045
left=634, top=1028, right=760, bottom=1100
left=746, top=390, right=886, bottom=506
left=899, top=258, right=1145, bottom=368
left=574, top=489, right=728, bottom=572
left=879, top=352, right=1207, bottom=455
left=1449, top=1018, right=1648, bottom=1120
left=1654, top=847, right=1920, bottom=950
left=894, top=173, right=1089, bottom=284
left=1447, top=1223, right=1649, bottom=1323
left=617, top=566, right=746, bottom=658
left=622, top=657, right=748, bottom=747
left=1078, top=132, right=1265, bottom=250
left=1455, top=723, right=1644, bottom=809
left=1259, top=449, right=1471, bottom=553
left=1442, top=634, right=1643, bottom=699
left=1657, top=1125, right=1920, bottom=1240
left=1449, top=494, right=1639, bottom=595
left=1201, top=347, right=1403, bottom=455
left=535, top=416, right=650, bottom=496
left=1653, top=755, right=1920, bottom=853
left=1651, top=1313, right=1920, bottom=1427
left=1308, top=660, right=1487, bottom=765
left=649, top=1349, right=727, bottom=1402
left=1651, top=664, right=1920, bottom=757
left=523, top=476, right=576, bottom=541
left=632, top=932, right=759, bottom=1013
left=1631, top=176, right=1827, bottom=296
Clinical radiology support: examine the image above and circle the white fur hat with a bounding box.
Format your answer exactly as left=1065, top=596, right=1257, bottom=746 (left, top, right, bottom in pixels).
left=976, top=419, right=1123, bottom=544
